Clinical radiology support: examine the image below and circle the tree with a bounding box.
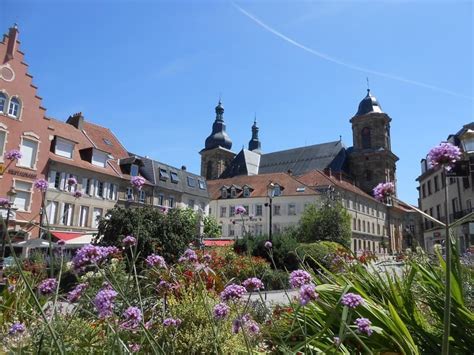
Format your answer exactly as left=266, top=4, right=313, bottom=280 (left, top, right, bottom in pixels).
left=203, top=215, right=221, bottom=238
left=296, top=202, right=351, bottom=247
left=96, top=206, right=197, bottom=262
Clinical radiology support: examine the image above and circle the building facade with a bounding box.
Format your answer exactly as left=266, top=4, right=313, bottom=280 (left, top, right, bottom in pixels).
left=0, top=25, right=50, bottom=239
left=417, top=123, right=474, bottom=253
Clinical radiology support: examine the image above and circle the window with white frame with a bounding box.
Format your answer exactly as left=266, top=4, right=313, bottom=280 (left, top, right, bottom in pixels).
left=255, top=224, right=263, bottom=236
left=230, top=188, right=236, bottom=198
left=198, top=180, right=206, bottom=190
left=229, top=206, right=235, bottom=217
left=18, top=138, right=38, bottom=169
left=139, top=190, right=146, bottom=203
left=220, top=206, right=227, bottom=217
left=92, top=149, right=107, bottom=168
left=0, top=92, right=6, bottom=113
left=228, top=224, right=234, bottom=237
left=62, top=203, right=74, bottom=226
left=54, top=137, right=74, bottom=159
left=13, top=180, right=32, bottom=211
left=79, top=206, right=89, bottom=227
left=108, top=183, right=117, bottom=200
left=273, top=204, right=281, bottom=216
left=243, top=187, right=250, bottom=197
left=96, top=181, right=104, bottom=198
left=187, top=176, right=196, bottom=188
left=288, top=203, right=296, bottom=215
left=159, top=168, right=169, bottom=181
left=126, top=187, right=133, bottom=201
left=130, top=164, right=139, bottom=177
left=0, top=129, right=6, bottom=160
left=8, top=97, right=20, bottom=118
left=169, top=196, right=175, bottom=208
left=255, top=204, right=263, bottom=216
left=188, top=199, right=195, bottom=209
left=158, top=194, right=164, bottom=206
left=221, top=189, right=228, bottom=199
left=273, top=184, right=281, bottom=196
left=170, top=172, right=180, bottom=183
left=93, top=208, right=103, bottom=228
left=46, top=201, right=58, bottom=225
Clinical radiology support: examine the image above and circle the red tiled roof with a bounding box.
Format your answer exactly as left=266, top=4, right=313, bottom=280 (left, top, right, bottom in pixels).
left=51, top=231, right=85, bottom=241
left=203, top=239, right=234, bottom=247
left=207, top=172, right=319, bottom=200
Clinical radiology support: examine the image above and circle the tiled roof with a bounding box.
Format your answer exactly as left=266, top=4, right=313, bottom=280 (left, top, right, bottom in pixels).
left=296, top=170, right=378, bottom=202
left=221, top=149, right=260, bottom=178
left=207, top=172, right=319, bottom=200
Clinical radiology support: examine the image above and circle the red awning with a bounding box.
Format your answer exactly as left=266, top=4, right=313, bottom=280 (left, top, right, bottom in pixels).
left=203, top=240, right=234, bottom=247
left=50, top=231, right=85, bottom=241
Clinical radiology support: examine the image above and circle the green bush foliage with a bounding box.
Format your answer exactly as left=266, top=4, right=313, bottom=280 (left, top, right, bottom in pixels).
left=296, top=202, right=352, bottom=247
left=203, top=215, right=221, bottom=238
left=97, top=206, right=197, bottom=262
left=296, top=241, right=344, bottom=271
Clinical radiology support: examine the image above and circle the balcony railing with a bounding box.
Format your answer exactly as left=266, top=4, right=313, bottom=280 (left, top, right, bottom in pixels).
left=449, top=208, right=473, bottom=223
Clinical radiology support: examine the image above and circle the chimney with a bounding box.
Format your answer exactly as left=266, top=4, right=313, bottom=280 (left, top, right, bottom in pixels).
left=66, top=112, right=84, bottom=130
left=181, top=165, right=187, bottom=171
left=287, top=169, right=292, bottom=175
left=4, top=24, right=19, bottom=62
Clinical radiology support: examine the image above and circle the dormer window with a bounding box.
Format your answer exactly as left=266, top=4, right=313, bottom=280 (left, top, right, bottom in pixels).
left=273, top=184, right=281, bottom=196
left=230, top=187, right=236, bottom=198
left=187, top=176, right=196, bottom=188
left=243, top=186, right=250, bottom=197
left=159, top=168, right=170, bottom=181
left=8, top=97, right=20, bottom=118
left=92, top=149, right=108, bottom=168
left=221, top=188, right=228, bottom=199
left=170, top=172, right=180, bottom=183
left=54, top=137, right=74, bottom=159
left=130, top=164, right=139, bottom=177
left=0, top=93, right=6, bottom=113
left=198, top=180, right=206, bottom=190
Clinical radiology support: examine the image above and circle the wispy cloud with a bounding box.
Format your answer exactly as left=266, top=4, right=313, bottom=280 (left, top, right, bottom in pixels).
left=231, top=2, right=473, bottom=101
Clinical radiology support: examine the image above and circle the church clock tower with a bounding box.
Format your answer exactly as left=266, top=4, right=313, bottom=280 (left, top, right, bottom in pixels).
left=200, top=100, right=235, bottom=180
left=348, top=89, right=398, bottom=196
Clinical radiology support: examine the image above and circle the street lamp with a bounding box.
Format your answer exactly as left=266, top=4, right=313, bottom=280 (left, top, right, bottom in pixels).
left=1, top=187, right=17, bottom=262
left=267, top=182, right=275, bottom=242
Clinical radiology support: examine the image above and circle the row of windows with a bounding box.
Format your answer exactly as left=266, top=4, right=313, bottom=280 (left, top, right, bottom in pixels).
left=0, top=92, right=21, bottom=119
left=351, top=239, right=385, bottom=254
left=221, top=184, right=281, bottom=199
left=46, top=200, right=103, bottom=228
left=342, top=198, right=384, bottom=219
left=219, top=202, right=298, bottom=218
left=48, top=171, right=119, bottom=200
left=352, top=218, right=385, bottom=235
left=421, top=174, right=445, bottom=198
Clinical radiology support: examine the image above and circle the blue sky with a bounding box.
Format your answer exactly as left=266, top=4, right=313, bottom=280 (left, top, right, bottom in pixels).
left=1, top=0, right=472, bottom=204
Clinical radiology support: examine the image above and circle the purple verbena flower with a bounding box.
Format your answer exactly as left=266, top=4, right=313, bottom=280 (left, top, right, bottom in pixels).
left=71, top=244, right=119, bottom=272
left=203, top=253, right=212, bottom=263
left=341, top=292, right=364, bottom=309
left=355, top=317, right=373, bottom=336
left=131, top=176, right=146, bottom=190
left=4, top=149, right=22, bottom=161
left=179, top=248, right=198, bottom=263
left=67, top=283, right=88, bottom=303
left=34, top=178, right=48, bottom=192
left=213, top=303, right=230, bottom=320
left=163, top=318, right=182, bottom=327
left=245, top=319, right=260, bottom=335
left=128, top=343, right=141, bottom=353
left=67, top=177, right=78, bottom=186
left=38, top=278, right=57, bottom=295
left=220, top=283, right=246, bottom=302
left=299, top=284, right=319, bottom=306
left=145, top=254, right=167, bottom=268
left=289, top=270, right=312, bottom=288
left=264, top=241, right=272, bottom=249
left=427, top=142, right=462, bottom=171
left=156, top=280, right=175, bottom=296
left=235, top=205, right=246, bottom=215
left=120, top=306, right=143, bottom=330
left=373, top=182, right=395, bottom=202
left=0, top=197, right=10, bottom=208
left=8, top=322, right=26, bottom=336
left=122, top=235, right=137, bottom=247
left=73, top=191, right=83, bottom=198
left=94, top=284, right=118, bottom=319
left=242, top=277, right=264, bottom=292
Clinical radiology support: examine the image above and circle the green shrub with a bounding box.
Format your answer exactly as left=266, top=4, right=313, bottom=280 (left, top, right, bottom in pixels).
left=296, top=241, right=344, bottom=271
left=261, top=269, right=289, bottom=290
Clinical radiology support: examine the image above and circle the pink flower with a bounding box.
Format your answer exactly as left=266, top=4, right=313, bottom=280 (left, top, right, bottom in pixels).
left=131, top=176, right=146, bottom=190
left=235, top=205, right=246, bottom=215
left=373, top=182, right=395, bottom=202
left=299, top=284, right=318, bottom=306
left=341, top=293, right=364, bottom=308
left=264, top=241, right=272, bottom=249
left=146, top=254, right=167, bottom=268
left=38, top=278, right=58, bottom=295
left=122, top=235, right=137, bottom=247
left=355, top=317, right=373, bottom=336
left=289, top=270, right=312, bottom=288
left=220, top=284, right=246, bottom=302
left=4, top=149, right=22, bottom=161
left=67, top=177, right=77, bottom=186
left=242, top=277, right=264, bottom=291
left=0, top=197, right=10, bottom=208
left=427, top=142, right=462, bottom=171
left=213, top=303, right=230, bottom=320
left=73, top=191, right=83, bottom=198
left=34, top=178, right=48, bottom=192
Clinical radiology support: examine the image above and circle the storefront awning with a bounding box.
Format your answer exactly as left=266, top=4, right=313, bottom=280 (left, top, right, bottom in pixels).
left=203, top=239, right=234, bottom=247
left=50, top=231, right=95, bottom=246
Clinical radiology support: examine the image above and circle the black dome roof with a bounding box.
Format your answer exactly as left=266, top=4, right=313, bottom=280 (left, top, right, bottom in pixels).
left=356, top=89, right=383, bottom=116
left=204, top=100, right=232, bottom=150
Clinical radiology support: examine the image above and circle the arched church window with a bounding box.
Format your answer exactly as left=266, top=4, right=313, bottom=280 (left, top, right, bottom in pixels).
left=361, top=127, right=371, bottom=149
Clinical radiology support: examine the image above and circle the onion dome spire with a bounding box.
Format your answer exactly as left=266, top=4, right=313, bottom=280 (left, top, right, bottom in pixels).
left=204, top=99, right=233, bottom=150
left=248, top=115, right=262, bottom=153
left=356, top=89, right=383, bottom=116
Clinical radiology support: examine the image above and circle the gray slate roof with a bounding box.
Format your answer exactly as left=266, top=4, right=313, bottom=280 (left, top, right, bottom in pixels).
left=220, top=149, right=260, bottom=178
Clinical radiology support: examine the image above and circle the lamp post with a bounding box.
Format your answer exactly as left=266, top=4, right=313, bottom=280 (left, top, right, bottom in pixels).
left=267, top=182, right=275, bottom=242
left=1, top=187, right=17, bottom=262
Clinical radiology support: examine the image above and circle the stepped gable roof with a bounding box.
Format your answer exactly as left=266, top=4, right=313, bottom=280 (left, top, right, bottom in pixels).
left=207, top=172, right=318, bottom=200
left=297, top=170, right=378, bottom=202
left=220, top=149, right=260, bottom=178
left=258, top=140, right=346, bottom=175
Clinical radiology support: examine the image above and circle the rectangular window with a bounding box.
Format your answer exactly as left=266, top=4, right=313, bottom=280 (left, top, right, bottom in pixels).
left=97, top=181, right=104, bottom=198
left=452, top=198, right=459, bottom=213
left=158, top=194, right=164, bottom=206
left=187, top=176, right=196, bottom=188
left=130, top=164, right=139, bottom=177
left=255, top=224, right=263, bottom=236
left=377, top=224, right=380, bottom=235
left=188, top=199, right=195, bottom=208
left=243, top=187, right=250, bottom=197
left=108, top=183, right=117, bottom=200
left=434, top=176, right=439, bottom=191
left=463, top=177, right=470, bottom=189
left=436, top=204, right=441, bottom=219
left=198, top=180, right=206, bottom=190
left=53, top=171, right=61, bottom=189
left=86, top=178, right=93, bottom=195
left=62, top=203, right=74, bottom=226
left=422, top=184, right=426, bottom=198
left=46, top=201, right=58, bottom=225
left=13, top=180, right=32, bottom=211
left=170, top=172, right=180, bottom=183
left=273, top=205, right=281, bottom=216
left=427, top=180, right=432, bottom=195
left=353, top=218, right=356, bottom=230
left=93, top=208, right=103, bottom=228
left=467, top=199, right=472, bottom=212
left=55, top=137, right=74, bottom=158
left=19, top=138, right=38, bottom=169
left=126, top=187, right=133, bottom=201
left=228, top=225, right=235, bottom=237
left=159, top=168, right=169, bottom=180
left=92, top=150, right=108, bottom=168
left=169, top=196, right=175, bottom=208
left=229, top=206, right=235, bottom=217
left=139, top=190, right=146, bottom=203
left=288, top=203, right=296, bottom=215
left=255, top=204, right=263, bottom=216
left=220, top=206, right=227, bottom=218
left=0, top=130, right=6, bottom=160
left=243, top=205, right=249, bottom=215
left=79, top=206, right=89, bottom=227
